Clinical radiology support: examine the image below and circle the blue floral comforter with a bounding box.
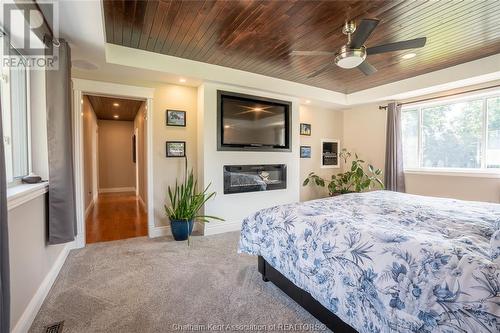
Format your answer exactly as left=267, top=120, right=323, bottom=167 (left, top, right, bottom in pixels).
left=238, top=191, right=500, bottom=333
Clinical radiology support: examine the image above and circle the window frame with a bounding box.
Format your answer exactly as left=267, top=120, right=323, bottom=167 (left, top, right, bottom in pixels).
left=0, top=40, right=32, bottom=185
left=401, top=88, right=500, bottom=176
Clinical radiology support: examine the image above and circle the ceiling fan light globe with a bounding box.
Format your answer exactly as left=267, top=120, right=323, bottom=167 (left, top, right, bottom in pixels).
left=336, top=56, right=365, bottom=69
left=335, top=46, right=367, bottom=69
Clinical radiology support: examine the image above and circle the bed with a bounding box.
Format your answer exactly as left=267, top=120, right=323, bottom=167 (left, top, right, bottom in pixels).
left=238, top=191, right=500, bottom=333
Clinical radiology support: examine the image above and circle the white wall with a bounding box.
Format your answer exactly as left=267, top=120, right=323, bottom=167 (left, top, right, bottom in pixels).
left=299, top=105, right=344, bottom=201
left=8, top=195, right=68, bottom=331
left=343, top=103, right=387, bottom=172
left=198, top=82, right=300, bottom=235
left=405, top=173, right=500, bottom=202
left=152, top=84, right=198, bottom=228
left=98, top=120, right=136, bottom=190
left=343, top=102, right=500, bottom=203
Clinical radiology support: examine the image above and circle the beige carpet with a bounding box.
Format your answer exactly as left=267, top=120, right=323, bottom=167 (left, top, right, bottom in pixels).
left=29, top=232, right=329, bottom=332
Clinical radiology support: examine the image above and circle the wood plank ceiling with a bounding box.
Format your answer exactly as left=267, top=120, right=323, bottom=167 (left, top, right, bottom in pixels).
left=103, top=0, right=500, bottom=93
left=87, top=95, right=144, bottom=121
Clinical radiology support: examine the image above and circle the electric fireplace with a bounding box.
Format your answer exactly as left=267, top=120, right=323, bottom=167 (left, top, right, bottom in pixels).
left=223, top=164, right=287, bottom=194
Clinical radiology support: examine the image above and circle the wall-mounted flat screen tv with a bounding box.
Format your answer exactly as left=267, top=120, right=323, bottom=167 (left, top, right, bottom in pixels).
left=217, top=90, right=291, bottom=152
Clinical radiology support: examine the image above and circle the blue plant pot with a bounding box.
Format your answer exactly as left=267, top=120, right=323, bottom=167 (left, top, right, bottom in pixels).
left=170, top=219, right=194, bottom=241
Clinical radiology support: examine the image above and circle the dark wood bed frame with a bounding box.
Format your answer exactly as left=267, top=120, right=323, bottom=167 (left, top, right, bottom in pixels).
left=258, top=256, right=358, bottom=333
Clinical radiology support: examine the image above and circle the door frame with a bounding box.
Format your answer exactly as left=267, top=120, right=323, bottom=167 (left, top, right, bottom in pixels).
left=134, top=127, right=139, bottom=197
left=94, top=123, right=99, bottom=202
left=72, top=78, right=155, bottom=248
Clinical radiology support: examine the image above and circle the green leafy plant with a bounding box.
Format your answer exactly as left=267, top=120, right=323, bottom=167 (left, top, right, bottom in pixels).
left=303, top=149, right=384, bottom=196
left=164, top=170, right=223, bottom=223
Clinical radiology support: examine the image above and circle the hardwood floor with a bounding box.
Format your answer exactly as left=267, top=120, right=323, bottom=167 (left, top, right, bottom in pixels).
left=86, top=192, right=148, bottom=244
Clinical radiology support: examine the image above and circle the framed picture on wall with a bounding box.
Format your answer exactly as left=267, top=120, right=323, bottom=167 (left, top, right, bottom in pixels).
left=300, top=123, right=311, bottom=136
left=166, top=141, right=186, bottom=157
left=300, top=146, right=311, bottom=158
left=166, top=110, right=186, bottom=127
left=321, top=139, right=339, bottom=168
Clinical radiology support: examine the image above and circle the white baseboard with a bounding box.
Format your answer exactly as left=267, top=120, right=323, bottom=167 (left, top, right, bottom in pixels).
left=75, top=234, right=85, bottom=249
left=148, top=221, right=239, bottom=238
left=149, top=225, right=171, bottom=238
left=98, top=187, right=135, bottom=193
left=203, top=221, right=241, bottom=236
left=11, top=241, right=76, bottom=333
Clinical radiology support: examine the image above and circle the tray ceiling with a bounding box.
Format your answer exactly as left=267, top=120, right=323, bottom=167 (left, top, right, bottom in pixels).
left=103, top=0, right=500, bottom=93
left=87, top=95, right=144, bottom=121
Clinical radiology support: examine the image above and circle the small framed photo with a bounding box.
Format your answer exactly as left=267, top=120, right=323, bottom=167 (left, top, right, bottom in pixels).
left=300, top=146, right=311, bottom=158
left=321, top=139, right=339, bottom=168
left=166, top=110, right=186, bottom=127
left=166, top=141, right=186, bottom=157
left=300, top=123, right=311, bottom=136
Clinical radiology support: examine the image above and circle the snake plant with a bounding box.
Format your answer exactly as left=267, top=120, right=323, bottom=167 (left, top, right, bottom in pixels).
left=164, top=169, right=223, bottom=223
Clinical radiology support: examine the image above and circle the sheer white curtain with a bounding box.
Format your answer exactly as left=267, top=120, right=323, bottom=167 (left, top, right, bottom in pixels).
left=0, top=95, right=10, bottom=333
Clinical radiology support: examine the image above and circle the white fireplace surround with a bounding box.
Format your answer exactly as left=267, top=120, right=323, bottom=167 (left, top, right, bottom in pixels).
left=197, top=82, right=300, bottom=235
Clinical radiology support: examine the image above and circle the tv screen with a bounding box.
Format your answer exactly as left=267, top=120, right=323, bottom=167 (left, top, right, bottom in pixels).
left=218, top=91, right=291, bottom=151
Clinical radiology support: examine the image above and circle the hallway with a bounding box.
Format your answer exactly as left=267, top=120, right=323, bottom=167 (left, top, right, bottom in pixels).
left=85, top=192, right=148, bottom=244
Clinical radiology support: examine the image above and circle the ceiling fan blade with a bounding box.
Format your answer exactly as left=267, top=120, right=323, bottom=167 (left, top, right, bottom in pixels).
left=350, top=19, right=380, bottom=48
left=307, top=62, right=333, bottom=78
left=290, top=50, right=336, bottom=56
left=367, top=37, right=427, bottom=55
left=357, top=61, right=377, bottom=76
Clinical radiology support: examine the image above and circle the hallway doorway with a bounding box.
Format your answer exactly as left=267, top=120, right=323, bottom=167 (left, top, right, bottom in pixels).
left=82, top=94, right=148, bottom=243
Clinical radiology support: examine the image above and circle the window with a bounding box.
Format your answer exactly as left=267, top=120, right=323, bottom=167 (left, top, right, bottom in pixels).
left=401, top=91, right=500, bottom=172
left=487, top=97, right=500, bottom=168
left=1, top=44, right=30, bottom=183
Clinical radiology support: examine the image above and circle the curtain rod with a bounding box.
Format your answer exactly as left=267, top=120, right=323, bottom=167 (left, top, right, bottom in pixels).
left=378, top=83, right=500, bottom=110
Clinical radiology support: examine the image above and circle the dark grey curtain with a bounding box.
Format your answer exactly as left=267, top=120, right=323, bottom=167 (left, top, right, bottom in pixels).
left=46, top=39, right=77, bottom=244
left=0, top=98, right=10, bottom=332
left=384, top=102, right=406, bottom=192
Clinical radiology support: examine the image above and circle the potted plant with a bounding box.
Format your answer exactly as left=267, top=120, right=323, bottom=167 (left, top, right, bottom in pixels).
left=303, top=149, right=384, bottom=196
left=165, top=169, right=223, bottom=242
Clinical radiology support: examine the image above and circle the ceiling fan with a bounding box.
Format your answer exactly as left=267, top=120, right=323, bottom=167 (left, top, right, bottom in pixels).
left=291, top=19, right=427, bottom=77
